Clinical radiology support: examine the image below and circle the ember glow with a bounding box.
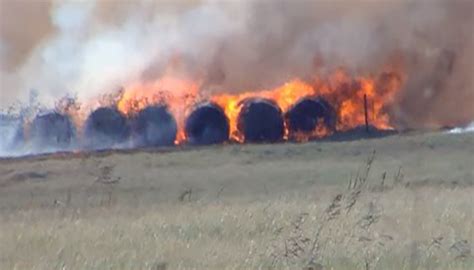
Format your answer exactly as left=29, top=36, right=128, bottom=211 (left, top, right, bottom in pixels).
left=115, top=67, right=403, bottom=144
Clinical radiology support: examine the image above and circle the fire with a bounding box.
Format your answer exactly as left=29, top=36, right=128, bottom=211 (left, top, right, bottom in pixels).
left=314, top=68, right=401, bottom=131
left=115, top=67, right=402, bottom=144
left=211, top=79, right=317, bottom=142
left=211, top=69, right=401, bottom=141
left=116, top=76, right=200, bottom=144
left=290, top=119, right=331, bottom=143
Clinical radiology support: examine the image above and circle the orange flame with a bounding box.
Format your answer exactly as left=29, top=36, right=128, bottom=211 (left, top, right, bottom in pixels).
left=114, top=67, right=402, bottom=144
left=211, top=79, right=317, bottom=142
left=117, top=76, right=200, bottom=144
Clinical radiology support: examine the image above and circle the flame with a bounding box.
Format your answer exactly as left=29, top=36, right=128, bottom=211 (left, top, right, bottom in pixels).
left=290, top=119, right=331, bottom=142
left=114, top=67, right=402, bottom=144
left=117, top=76, right=200, bottom=144
left=211, top=79, right=316, bottom=142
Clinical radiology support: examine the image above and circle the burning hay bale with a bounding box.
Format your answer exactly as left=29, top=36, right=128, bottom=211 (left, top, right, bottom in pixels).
left=84, top=107, right=130, bottom=148
left=285, top=97, right=337, bottom=138
left=30, top=112, right=75, bottom=149
left=131, top=105, right=177, bottom=147
left=238, top=98, right=284, bottom=143
left=185, top=102, right=229, bottom=145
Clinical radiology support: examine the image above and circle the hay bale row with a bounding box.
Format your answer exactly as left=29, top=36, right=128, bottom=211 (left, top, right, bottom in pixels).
left=5, top=96, right=336, bottom=151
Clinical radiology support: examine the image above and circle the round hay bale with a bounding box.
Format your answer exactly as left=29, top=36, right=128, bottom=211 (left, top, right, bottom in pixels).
left=84, top=107, right=130, bottom=148
left=185, top=102, right=229, bottom=145
left=237, top=98, right=284, bottom=143
left=30, top=112, right=75, bottom=148
left=131, top=105, right=177, bottom=147
left=285, top=97, right=337, bottom=134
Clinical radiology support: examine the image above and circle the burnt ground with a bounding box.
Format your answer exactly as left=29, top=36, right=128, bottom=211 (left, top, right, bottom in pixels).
left=0, top=131, right=472, bottom=210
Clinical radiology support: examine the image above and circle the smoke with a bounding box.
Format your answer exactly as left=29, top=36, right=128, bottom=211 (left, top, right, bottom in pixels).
left=1, top=0, right=473, bottom=128
left=0, top=114, right=23, bottom=156
left=449, top=121, right=474, bottom=134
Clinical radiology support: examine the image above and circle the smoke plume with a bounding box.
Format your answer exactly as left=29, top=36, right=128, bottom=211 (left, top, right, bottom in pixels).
left=1, top=0, right=473, bottom=128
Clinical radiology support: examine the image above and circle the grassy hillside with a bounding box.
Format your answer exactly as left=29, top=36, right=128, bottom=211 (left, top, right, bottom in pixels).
left=0, top=132, right=473, bottom=269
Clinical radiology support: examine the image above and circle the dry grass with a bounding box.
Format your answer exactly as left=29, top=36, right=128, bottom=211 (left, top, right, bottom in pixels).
left=1, top=187, right=472, bottom=269
left=0, top=132, right=473, bottom=269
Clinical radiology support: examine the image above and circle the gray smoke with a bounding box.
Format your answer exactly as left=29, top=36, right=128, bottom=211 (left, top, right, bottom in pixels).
left=1, top=0, right=473, bottom=129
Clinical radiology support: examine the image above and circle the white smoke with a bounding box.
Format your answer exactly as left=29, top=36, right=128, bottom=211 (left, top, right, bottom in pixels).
left=449, top=122, right=474, bottom=134
left=0, top=115, right=22, bottom=157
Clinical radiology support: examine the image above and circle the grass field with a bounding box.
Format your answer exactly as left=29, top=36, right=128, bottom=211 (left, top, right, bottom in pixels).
left=0, top=132, right=473, bottom=269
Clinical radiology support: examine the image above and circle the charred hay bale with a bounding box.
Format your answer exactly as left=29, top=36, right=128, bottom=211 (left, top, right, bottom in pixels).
left=285, top=97, right=337, bottom=134
left=185, top=102, right=229, bottom=145
left=238, top=98, right=284, bottom=143
left=131, top=105, right=177, bottom=147
left=30, top=112, right=75, bottom=148
left=84, top=107, right=130, bottom=148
